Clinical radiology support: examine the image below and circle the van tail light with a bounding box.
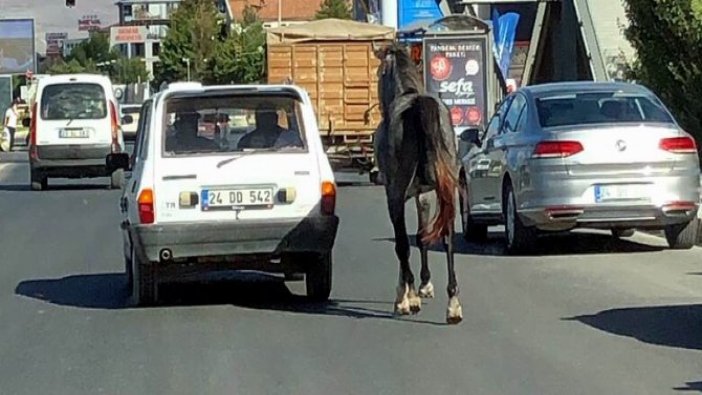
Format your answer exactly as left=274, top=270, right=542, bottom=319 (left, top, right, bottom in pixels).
left=532, top=141, right=584, bottom=158
left=321, top=181, right=336, bottom=215
left=659, top=136, right=697, bottom=153
left=109, top=101, right=121, bottom=153
left=29, top=102, right=37, bottom=160
left=138, top=188, right=155, bottom=224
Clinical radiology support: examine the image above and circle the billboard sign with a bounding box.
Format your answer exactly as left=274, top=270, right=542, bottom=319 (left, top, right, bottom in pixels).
left=398, top=0, right=444, bottom=31
left=110, top=26, right=149, bottom=45
left=423, top=36, right=488, bottom=130
left=45, top=32, right=68, bottom=56
left=0, top=19, right=35, bottom=74
left=78, top=15, right=102, bottom=32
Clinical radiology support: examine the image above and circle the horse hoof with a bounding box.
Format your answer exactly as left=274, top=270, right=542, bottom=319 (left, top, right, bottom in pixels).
left=418, top=282, right=434, bottom=299
left=395, top=299, right=411, bottom=316
left=409, top=295, right=422, bottom=314
left=446, top=296, right=463, bottom=325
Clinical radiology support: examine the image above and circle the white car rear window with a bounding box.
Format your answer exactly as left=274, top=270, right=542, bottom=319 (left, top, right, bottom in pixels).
left=162, top=94, right=306, bottom=156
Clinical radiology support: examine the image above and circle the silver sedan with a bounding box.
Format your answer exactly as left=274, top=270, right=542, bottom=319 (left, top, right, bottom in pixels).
left=458, top=81, right=700, bottom=254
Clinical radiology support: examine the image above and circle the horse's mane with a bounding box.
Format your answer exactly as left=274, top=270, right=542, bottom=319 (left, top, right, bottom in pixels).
left=384, top=42, right=423, bottom=95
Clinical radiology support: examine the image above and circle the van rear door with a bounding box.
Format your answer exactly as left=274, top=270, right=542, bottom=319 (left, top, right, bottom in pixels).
left=37, top=82, right=112, bottom=147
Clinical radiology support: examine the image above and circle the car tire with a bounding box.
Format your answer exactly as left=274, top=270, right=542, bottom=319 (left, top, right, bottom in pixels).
left=306, top=252, right=332, bottom=302
left=504, top=184, right=537, bottom=255
left=30, top=169, right=47, bottom=191
left=131, top=247, right=157, bottom=306
left=110, top=169, right=125, bottom=190
left=460, top=178, right=487, bottom=242
left=612, top=228, right=635, bottom=238
left=664, top=218, right=699, bottom=250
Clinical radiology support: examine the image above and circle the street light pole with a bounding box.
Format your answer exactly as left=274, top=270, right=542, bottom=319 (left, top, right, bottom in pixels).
left=278, top=0, right=282, bottom=26
left=182, top=57, right=191, bottom=81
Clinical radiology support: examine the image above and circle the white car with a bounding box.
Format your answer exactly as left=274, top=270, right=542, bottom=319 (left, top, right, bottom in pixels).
left=107, top=82, right=340, bottom=306
left=26, top=74, right=129, bottom=190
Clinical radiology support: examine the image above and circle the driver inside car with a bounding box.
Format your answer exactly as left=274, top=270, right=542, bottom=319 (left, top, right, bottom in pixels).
left=237, top=104, right=303, bottom=149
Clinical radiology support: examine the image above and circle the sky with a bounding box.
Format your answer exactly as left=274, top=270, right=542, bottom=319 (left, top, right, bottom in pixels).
left=0, top=0, right=120, bottom=53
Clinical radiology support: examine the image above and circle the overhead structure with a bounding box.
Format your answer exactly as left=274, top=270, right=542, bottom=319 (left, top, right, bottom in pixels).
left=457, top=0, right=621, bottom=85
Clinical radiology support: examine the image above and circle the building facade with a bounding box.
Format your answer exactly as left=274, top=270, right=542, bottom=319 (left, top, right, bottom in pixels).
left=111, top=0, right=231, bottom=77
left=228, top=0, right=345, bottom=28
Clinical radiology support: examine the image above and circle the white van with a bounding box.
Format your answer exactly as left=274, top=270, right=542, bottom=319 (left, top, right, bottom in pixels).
left=26, top=74, right=130, bottom=190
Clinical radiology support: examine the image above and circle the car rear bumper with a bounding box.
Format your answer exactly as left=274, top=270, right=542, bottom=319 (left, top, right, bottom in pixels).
left=519, top=172, right=700, bottom=230
left=30, top=144, right=113, bottom=175
left=520, top=203, right=698, bottom=231
left=129, top=216, right=340, bottom=263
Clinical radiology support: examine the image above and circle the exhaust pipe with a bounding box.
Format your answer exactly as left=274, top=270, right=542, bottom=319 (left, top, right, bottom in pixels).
left=160, top=249, right=172, bottom=262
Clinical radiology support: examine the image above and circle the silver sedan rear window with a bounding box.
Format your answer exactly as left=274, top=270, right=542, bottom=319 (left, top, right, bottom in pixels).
left=536, top=91, right=674, bottom=128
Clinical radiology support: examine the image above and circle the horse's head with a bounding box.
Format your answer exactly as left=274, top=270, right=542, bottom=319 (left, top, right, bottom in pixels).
left=373, top=42, right=423, bottom=117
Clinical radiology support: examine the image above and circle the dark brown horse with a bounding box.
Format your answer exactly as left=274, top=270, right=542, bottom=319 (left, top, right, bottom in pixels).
left=374, top=43, right=462, bottom=324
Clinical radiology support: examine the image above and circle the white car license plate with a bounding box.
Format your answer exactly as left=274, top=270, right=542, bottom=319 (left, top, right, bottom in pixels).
left=59, top=129, right=89, bottom=138
left=594, top=184, right=650, bottom=203
left=201, top=187, right=274, bottom=210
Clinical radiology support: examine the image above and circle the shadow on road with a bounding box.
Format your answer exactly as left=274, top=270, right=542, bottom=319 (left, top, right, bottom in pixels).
left=565, top=304, right=702, bottom=351
left=674, top=381, right=702, bottom=392
left=15, top=272, right=444, bottom=325
left=376, top=230, right=663, bottom=256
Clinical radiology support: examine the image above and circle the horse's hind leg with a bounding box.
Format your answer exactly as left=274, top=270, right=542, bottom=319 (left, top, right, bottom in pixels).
left=444, top=221, right=463, bottom=324
left=416, top=193, right=434, bottom=299
left=388, top=194, right=421, bottom=315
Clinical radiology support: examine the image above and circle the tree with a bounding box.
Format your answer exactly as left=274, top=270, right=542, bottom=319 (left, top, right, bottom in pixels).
left=315, top=0, right=352, bottom=20
left=42, top=32, right=149, bottom=84
left=112, top=58, right=150, bottom=84
left=68, top=32, right=117, bottom=66
left=624, top=0, right=702, bottom=148
left=156, top=0, right=266, bottom=85
left=213, top=5, right=265, bottom=83
left=157, top=0, right=224, bottom=85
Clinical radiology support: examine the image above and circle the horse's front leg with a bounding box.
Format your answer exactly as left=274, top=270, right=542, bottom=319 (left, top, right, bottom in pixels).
left=388, top=195, right=421, bottom=315
left=444, top=221, right=463, bottom=324
left=416, top=193, right=434, bottom=298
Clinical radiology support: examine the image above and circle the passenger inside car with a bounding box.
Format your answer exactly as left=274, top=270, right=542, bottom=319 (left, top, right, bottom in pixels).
left=237, top=104, right=303, bottom=149
left=165, top=111, right=220, bottom=153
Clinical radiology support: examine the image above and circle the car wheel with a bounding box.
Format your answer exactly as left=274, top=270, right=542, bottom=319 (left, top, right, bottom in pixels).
left=664, top=218, right=699, bottom=250
left=460, top=177, right=487, bottom=242
left=306, top=252, right=332, bottom=302
left=504, top=184, right=537, bottom=255
left=110, top=169, right=125, bottom=190
left=30, top=169, right=47, bottom=191
left=131, top=247, right=157, bottom=306
left=612, top=228, right=635, bottom=238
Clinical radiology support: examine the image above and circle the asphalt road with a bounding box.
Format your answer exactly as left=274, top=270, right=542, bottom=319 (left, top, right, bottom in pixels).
left=0, top=147, right=701, bottom=394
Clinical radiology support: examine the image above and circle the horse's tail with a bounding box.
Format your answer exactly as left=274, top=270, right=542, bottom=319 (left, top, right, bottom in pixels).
left=414, top=95, right=457, bottom=245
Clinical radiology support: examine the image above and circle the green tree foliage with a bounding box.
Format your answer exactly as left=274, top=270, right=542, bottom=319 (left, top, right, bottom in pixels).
left=315, top=0, right=352, bottom=20
left=215, top=5, right=265, bottom=83
left=157, top=0, right=223, bottom=85
left=43, top=32, right=148, bottom=84
left=624, top=0, right=702, bottom=145
left=156, top=0, right=265, bottom=86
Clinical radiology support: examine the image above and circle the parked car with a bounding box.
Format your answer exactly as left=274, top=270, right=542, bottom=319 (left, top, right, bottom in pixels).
left=119, top=104, right=142, bottom=140
left=458, top=81, right=700, bottom=254
left=24, top=74, right=131, bottom=190
left=107, top=82, right=340, bottom=306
